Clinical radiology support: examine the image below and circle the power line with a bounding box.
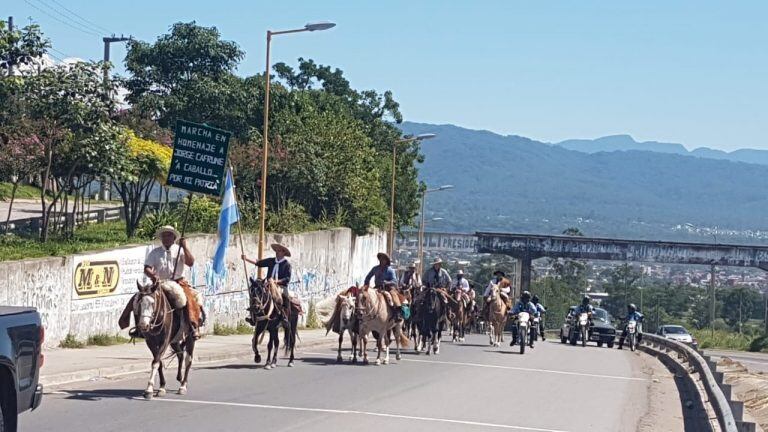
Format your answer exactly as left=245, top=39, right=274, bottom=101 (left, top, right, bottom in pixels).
left=42, top=0, right=113, bottom=35
left=23, top=0, right=101, bottom=37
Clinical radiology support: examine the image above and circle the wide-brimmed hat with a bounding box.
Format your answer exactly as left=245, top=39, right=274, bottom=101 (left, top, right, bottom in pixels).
left=155, top=225, right=180, bottom=240
left=271, top=243, right=291, bottom=257
left=408, top=261, right=418, bottom=268
left=493, top=270, right=506, bottom=277
left=432, top=257, right=443, bottom=265
left=376, top=252, right=391, bottom=264
left=457, top=269, right=464, bottom=275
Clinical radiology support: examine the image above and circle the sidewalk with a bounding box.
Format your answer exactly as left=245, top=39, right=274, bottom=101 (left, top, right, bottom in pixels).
left=40, top=329, right=334, bottom=389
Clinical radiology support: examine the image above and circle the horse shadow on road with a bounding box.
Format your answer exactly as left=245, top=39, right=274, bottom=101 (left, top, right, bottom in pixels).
left=59, top=389, right=143, bottom=402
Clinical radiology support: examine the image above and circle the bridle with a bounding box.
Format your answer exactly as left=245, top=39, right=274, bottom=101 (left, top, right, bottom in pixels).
left=138, top=286, right=172, bottom=336
left=249, top=280, right=276, bottom=322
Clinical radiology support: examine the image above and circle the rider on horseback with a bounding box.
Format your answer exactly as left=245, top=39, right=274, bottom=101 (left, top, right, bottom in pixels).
left=242, top=243, right=295, bottom=325
left=422, top=257, right=452, bottom=303
left=482, top=271, right=509, bottom=319
left=452, top=270, right=471, bottom=308
left=364, top=252, right=404, bottom=319
left=400, top=261, right=421, bottom=290
left=123, top=225, right=205, bottom=339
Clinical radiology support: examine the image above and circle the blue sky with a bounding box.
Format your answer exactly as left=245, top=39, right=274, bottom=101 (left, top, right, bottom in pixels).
left=8, top=1, right=768, bottom=151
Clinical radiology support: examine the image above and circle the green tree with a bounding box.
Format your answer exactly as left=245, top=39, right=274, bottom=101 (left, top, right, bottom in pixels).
left=0, top=20, right=50, bottom=76
left=721, top=286, right=761, bottom=333
left=20, top=61, right=127, bottom=240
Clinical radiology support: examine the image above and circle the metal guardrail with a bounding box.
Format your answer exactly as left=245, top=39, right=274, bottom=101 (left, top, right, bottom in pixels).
left=0, top=206, right=124, bottom=235
left=641, top=333, right=742, bottom=432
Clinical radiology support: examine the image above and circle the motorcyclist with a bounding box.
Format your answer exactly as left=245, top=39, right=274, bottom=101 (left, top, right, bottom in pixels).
left=531, top=294, right=546, bottom=341
left=617, top=303, right=644, bottom=350
left=509, top=291, right=538, bottom=346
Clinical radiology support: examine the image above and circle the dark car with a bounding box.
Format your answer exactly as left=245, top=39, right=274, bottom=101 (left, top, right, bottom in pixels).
left=588, top=307, right=617, bottom=348
left=1, top=306, right=44, bottom=432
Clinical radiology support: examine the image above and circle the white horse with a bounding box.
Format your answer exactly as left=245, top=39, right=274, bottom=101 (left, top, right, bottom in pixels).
left=335, top=294, right=359, bottom=363
left=356, top=286, right=409, bottom=365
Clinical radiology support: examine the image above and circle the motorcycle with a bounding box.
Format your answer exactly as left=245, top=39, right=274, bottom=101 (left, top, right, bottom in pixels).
left=517, top=311, right=530, bottom=354
left=626, top=319, right=638, bottom=352
left=570, top=312, right=590, bottom=347
left=529, top=316, right=540, bottom=348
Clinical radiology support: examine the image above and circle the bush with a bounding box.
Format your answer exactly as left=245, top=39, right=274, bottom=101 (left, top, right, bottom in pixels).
left=182, top=195, right=219, bottom=233
left=267, top=201, right=313, bottom=233
left=59, top=334, right=85, bottom=349
left=692, top=329, right=752, bottom=351
left=86, top=333, right=130, bottom=346
left=213, top=321, right=252, bottom=336
left=749, top=334, right=768, bottom=352
left=136, top=208, right=180, bottom=240
left=305, top=300, right=320, bottom=329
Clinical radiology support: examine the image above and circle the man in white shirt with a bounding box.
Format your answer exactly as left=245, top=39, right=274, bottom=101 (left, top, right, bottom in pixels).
left=452, top=269, right=471, bottom=306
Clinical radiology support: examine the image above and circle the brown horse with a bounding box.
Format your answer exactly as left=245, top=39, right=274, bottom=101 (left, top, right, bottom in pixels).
left=487, top=283, right=508, bottom=347
left=356, top=286, right=408, bottom=365
left=248, top=278, right=299, bottom=369
left=134, top=281, right=196, bottom=400
left=324, top=291, right=360, bottom=363
left=449, top=291, right=468, bottom=343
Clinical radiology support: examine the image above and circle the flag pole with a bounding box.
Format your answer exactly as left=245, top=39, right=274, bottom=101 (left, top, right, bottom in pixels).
left=230, top=165, right=250, bottom=289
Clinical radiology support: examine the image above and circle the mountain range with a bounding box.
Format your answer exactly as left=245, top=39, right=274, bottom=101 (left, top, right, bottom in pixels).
left=556, top=135, right=768, bottom=166
left=399, top=122, right=768, bottom=243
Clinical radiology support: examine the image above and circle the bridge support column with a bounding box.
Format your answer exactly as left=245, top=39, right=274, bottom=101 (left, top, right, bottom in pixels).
left=519, top=256, right=532, bottom=297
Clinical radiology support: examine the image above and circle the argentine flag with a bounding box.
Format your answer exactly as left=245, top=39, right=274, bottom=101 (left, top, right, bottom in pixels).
left=212, top=168, right=239, bottom=276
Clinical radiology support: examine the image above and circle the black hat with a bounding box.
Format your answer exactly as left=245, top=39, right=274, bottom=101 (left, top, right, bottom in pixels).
left=493, top=270, right=505, bottom=277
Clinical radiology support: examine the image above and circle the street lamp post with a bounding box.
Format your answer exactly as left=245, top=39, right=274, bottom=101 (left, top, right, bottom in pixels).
left=417, top=185, right=453, bottom=275
left=388, top=133, right=436, bottom=257
left=257, top=21, right=335, bottom=277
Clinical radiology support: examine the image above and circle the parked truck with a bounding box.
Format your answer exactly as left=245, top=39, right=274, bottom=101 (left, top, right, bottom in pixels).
left=0, top=306, right=44, bottom=432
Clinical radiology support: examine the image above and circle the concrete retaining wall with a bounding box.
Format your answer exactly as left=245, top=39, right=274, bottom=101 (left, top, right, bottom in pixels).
left=0, top=228, right=385, bottom=347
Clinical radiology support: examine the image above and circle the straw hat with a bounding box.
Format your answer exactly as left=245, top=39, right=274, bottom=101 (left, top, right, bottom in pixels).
left=408, top=261, right=418, bottom=268
left=432, top=257, right=443, bottom=265
left=155, top=225, right=180, bottom=240
left=376, top=252, right=391, bottom=264
left=271, top=243, right=291, bottom=257
left=457, top=269, right=464, bottom=275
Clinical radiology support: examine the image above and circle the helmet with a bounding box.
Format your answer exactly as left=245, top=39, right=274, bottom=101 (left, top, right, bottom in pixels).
left=531, top=295, right=540, bottom=304
left=628, top=303, right=637, bottom=312
left=521, top=291, right=531, bottom=302
left=582, top=295, right=590, bottom=305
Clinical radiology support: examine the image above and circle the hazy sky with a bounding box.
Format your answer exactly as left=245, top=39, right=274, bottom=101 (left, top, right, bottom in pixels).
left=8, top=1, right=768, bottom=151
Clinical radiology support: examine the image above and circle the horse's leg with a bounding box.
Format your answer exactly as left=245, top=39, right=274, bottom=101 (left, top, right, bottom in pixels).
left=265, top=326, right=274, bottom=370
left=179, top=339, right=194, bottom=395
left=375, top=332, right=383, bottom=365
left=271, top=326, right=280, bottom=368
left=337, top=330, right=344, bottom=363
left=253, top=322, right=263, bottom=364
left=287, top=315, right=297, bottom=367
left=144, top=354, right=159, bottom=399
left=395, top=323, right=402, bottom=361
left=174, top=343, right=184, bottom=382
left=362, top=333, right=369, bottom=365
left=351, top=331, right=358, bottom=363
left=383, top=331, right=391, bottom=365
left=435, top=325, right=442, bottom=354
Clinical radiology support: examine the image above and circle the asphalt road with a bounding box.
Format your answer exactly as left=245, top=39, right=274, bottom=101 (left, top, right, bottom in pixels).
left=706, top=349, right=768, bottom=373
left=23, top=334, right=672, bottom=432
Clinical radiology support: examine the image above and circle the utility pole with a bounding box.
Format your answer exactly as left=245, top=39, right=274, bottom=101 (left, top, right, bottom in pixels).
left=7, top=16, right=14, bottom=76
left=710, top=264, right=716, bottom=337
left=99, top=35, right=131, bottom=201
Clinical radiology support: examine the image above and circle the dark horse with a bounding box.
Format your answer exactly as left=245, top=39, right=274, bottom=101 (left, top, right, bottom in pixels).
left=135, top=281, right=196, bottom=400
left=248, top=278, right=298, bottom=369
left=416, top=288, right=447, bottom=355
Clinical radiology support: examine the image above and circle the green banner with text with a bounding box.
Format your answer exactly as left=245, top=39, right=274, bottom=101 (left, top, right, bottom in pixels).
left=167, top=120, right=232, bottom=196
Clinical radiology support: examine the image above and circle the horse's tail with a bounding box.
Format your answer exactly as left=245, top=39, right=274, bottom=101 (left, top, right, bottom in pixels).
left=399, top=331, right=410, bottom=348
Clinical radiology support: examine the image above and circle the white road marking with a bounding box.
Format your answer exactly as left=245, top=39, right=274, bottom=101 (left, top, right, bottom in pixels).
left=304, top=351, right=647, bottom=382
left=143, top=397, right=572, bottom=432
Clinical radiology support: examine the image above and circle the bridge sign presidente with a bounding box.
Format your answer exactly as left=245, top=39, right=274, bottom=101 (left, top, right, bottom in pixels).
left=167, top=120, right=232, bottom=196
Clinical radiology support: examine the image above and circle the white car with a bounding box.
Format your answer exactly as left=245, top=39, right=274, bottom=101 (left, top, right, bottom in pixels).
left=657, top=325, right=697, bottom=348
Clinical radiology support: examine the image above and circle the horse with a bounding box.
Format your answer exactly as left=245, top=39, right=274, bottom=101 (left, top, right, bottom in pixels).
left=134, top=280, right=196, bottom=400
left=324, top=292, right=360, bottom=363
left=356, top=286, right=408, bottom=365
left=449, top=290, right=468, bottom=343
left=417, top=287, right=448, bottom=355
left=248, top=277, right=299, bottom=369
left=487, top=283, right=509, bottom=347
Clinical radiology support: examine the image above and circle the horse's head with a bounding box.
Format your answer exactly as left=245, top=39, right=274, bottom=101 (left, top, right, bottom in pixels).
left=338, top=294, right=356, bottom=324
left=248, top=277, right=269, bottom=315
left=355, top=286, right=371, bottom=318
left=426, top=288, right=441, bottom=314
left=488, top=283, right=500, bottom=301
left=135, top=280, right=160, bottom=333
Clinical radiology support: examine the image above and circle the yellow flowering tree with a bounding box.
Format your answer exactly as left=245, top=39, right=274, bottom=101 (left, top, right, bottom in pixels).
left=114, top=130, right=172, bottom=237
